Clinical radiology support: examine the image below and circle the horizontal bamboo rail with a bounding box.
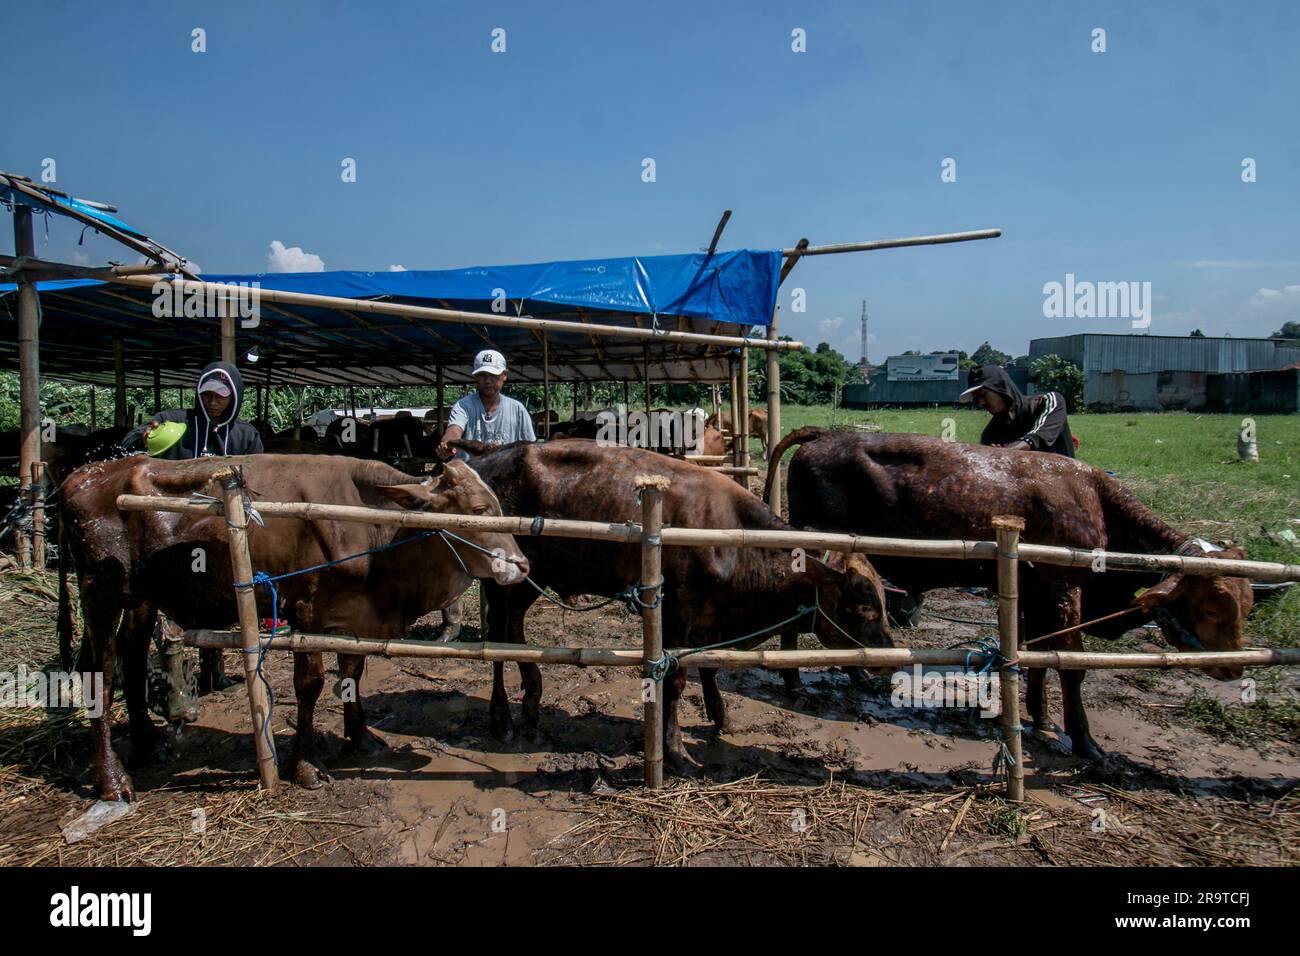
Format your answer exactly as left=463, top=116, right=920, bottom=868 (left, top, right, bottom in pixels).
left=187, top=629, right=1300, bottom=671
left=116, top=494, right=1300, bottom=583
left=781, top=229, right=1001, bottom=258
left=109, top=275, right=804, bottom=352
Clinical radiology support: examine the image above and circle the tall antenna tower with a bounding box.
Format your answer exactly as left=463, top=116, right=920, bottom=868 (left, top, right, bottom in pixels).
left=859, top=300, right=869, bottom=366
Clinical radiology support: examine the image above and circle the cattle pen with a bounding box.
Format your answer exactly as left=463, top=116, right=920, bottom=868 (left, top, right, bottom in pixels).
left=117, top=469, right=1300, bottom=804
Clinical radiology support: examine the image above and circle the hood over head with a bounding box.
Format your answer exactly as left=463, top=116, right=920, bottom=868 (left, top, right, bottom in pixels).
left=959, top=364, right=1029, bottom=418
left=195, top=361, right=244, bottom=427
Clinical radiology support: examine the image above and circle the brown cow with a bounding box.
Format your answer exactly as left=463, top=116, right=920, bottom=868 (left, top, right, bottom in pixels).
left=765, top=427, right=1255, bottom=760
left=458, top=440, right=892, bottom=769
left=58, top=453, right=528, bottom=800
left=707, top=408, right=769, bottom=457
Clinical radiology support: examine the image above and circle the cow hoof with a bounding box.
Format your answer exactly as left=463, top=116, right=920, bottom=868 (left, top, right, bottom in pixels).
left=489, top=707, right=515, bottom=742
left=349, top=728, right=387, bottom=755
left=710, top=720, right=734, bottom=736
left=97, top=772, right=136, bottom=803
left=293, top=762, right=331, bottom=790
left=1072, top=737, right=1105, bottom=762
left=438, top=624, right=463, bottom=643
left=665, top=749, right=701, bottom=775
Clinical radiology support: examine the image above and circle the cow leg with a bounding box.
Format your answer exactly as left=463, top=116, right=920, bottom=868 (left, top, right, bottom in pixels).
left=779, top=633, right=806, bottom=695
left=484, top=582, right=515, bottom=741
left=197, top=647, right=234, bottom=693
left=698, top=668, right=731, bottom=734
left=122, top=605, right=172, bottom=767
left=291, top=651, right=329, bottom=789
left=339, top=653, right=386, bottom=754
left=661, top=665, right=697, bottom=772
left=1025, top=667, right=1049, bottom=731
left=81, top=583, right=133, bottom=801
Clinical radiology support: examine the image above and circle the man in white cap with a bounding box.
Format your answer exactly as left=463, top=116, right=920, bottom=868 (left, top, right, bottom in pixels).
left=438, top=349, right=536, bottom=460
left=435, top=349, right=536, bottom=640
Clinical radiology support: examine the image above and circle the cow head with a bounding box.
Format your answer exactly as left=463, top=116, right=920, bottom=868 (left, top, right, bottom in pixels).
left=376, top=460, right=529, bottom=585
left=804, top=552, right=894, bottom=656
left=1133, top=545, right=1254, bottom=680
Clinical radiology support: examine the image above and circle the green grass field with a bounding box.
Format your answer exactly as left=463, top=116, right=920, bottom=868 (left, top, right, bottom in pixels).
left=755, top=406, right=1300, bottom=646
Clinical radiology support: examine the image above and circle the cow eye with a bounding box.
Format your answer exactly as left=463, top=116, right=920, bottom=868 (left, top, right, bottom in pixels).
left=472, top=505, right=491, bottom=515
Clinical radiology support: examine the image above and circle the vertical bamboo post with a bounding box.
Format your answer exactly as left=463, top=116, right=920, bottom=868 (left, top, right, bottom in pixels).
left=637, top=475, right=668, bottom=789
left=765, top=306, right=781, bottom=508
left=112, top=336, right=127, bottom=428
left=89, top=386, right=97, bottom=432
left=542, top=335, right=551, bottom=439
left=435, top=364, right=445, bottom=437
left=30, top=462, right=44, bottom=570
left=13, top=207, right=39, bottom=568
left=220, top=312, right=236, bottom=365
left=642, top=346, right=651, bottom=417
left=993, top=515, right=1025, bottom=803
left=153, top=366, right=162, bottom=414
left=218, top=469, right=279, bottom=793
left=728, top=357, right=741, bottom=483
left=738, top=347, right=750, bottom=476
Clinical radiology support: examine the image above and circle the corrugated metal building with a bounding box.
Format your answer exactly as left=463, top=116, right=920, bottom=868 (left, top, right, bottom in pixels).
left=1206, top=366, right=1300, bottom=414
left=1029, top=334, right=1300, bottom=411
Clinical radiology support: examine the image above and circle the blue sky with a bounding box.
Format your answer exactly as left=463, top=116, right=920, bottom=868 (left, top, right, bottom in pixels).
left=3, top=0, right=1297, bottom=360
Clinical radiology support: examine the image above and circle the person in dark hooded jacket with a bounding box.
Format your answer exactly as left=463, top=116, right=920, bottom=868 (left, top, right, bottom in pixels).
left=123, top=361, right=264, bottom=459
left=959, top=364, right=1074, bottom=457
left=120, top=361, right=262, bottom=705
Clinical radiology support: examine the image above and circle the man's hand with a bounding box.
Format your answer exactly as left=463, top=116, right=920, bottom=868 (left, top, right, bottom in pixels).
left=1002, top=439, right=1032, bottom=451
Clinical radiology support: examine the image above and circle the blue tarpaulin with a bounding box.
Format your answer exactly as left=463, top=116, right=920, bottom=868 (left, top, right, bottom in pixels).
left=0, top=249, right=783, bottom=387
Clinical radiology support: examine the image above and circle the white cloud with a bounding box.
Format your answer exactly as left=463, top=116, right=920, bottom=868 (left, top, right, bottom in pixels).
left=819, top=316, right=845, bottom=339
left=266, top=240, right=324, bottom=272
left=1178, top=260, right=1300, bottom=269
left=388, top=264, right=407, bottom=272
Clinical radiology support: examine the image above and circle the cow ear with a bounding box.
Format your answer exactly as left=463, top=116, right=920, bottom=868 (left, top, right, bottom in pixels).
left=375, top=484, right=434, bottom=510
left=803, top=555, right=845, bottom=586
left=1133, top=575, right=1189, bottom=612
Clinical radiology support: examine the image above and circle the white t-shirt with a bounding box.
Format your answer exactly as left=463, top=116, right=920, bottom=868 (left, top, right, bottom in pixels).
left=447, top=392, right=536, bottom=453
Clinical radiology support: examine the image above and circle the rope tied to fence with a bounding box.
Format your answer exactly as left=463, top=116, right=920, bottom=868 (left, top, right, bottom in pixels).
left=990, top=730, right=1017, bottom=782
left=947, top=636, right=1021, bottom=676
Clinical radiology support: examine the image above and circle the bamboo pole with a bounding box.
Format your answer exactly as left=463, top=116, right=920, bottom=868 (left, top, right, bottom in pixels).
left=153, top=366, right=162, bottom=414
left=637, top=474, right=668, bottom=788
left=30, top=462, right=44, bottom=570
left=435, top=364, right=445, bottom=437
left=781, top=228, right=1001, bottom=258
left=738, top=346, right=750, bottom=483
left=0, top=253, right=176, bottom=283
left=13, top=207, right=39, bottom=568
left=766, top=305, right=781, bottom=509
left=89, top=386, right=97, bottom=431
left=112, top=336, right=127, bottom=428
left=542, top=335, right=551, bottom=439
left=993, top=515, right=1025, bottom=802
left=217, top=469, right=279, bottom=793
left=221, top=312, right=236, bottom=365
left=183, top=629, right=1300, bottom=671
left=728, top=357, right=742, bottom=484
left=115, top=494, right=1300, bottom=583
left=112, top=275, right=805, bottom=352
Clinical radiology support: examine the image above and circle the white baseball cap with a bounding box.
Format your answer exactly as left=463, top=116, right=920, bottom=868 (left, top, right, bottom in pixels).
left=198, top=379, right=232, bottom=398
left=472, top=349, right=507, bottom=376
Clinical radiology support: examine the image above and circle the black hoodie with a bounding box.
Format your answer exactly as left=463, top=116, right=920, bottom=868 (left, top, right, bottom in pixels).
left=123, top=361, right=264, bottom=459
left=968, top=365, right=1074, bottom=457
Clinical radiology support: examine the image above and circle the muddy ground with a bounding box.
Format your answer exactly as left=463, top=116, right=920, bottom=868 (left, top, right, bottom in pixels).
left=2, top=572, right=1296, bottom=867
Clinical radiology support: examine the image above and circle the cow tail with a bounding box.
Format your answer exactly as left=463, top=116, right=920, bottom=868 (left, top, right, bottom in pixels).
left=762, top=426, right=830, bottom=505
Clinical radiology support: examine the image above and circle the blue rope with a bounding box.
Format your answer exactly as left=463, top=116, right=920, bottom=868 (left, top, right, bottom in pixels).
left=647, top=604, right=818, bottom=682
left=230, top=528, right=446, bottom=769
left=950, top=636, right=1022, bottom=675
